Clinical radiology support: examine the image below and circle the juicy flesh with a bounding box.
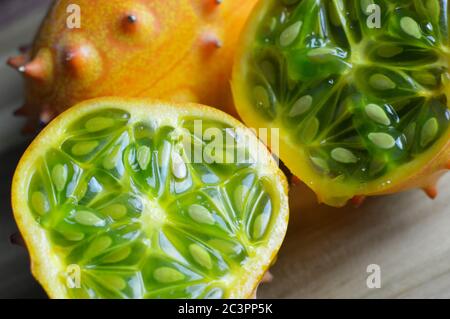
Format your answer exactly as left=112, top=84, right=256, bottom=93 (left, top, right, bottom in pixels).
left=245, top=0, right=450, bottom=183
left=26, top=108, right=279, bottom=298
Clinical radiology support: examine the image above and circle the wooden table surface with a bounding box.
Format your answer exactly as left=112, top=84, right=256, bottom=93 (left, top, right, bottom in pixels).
left=0, top=0, right=449, bottom=299
left=259, top=179, right=450, bottom=298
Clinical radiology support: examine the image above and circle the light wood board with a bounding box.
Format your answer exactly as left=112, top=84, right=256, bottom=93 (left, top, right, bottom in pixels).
left=259, top=179, right=450, bottom=298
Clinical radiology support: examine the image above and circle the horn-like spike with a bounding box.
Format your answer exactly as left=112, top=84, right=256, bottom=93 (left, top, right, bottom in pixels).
left=7, top=55, right=27, bottom=69
left=63, top=45, right=94, bottom=77
left=39, top=105, right=56, bottom=125
left=19, top=57, right=46, bottom=80
left=19, top=48, right=52, bottom=82
left=10, top=232, right=25, bottom=247
left=202, top=0, right=222, bottom=13
left=201, top=32, right=222, bottom=53
left=423, top=185, right=438, bottom=199
left=261, top=271, right=273, bottom=283
left=64, top=49, right=83, bottom=76
left=351, top=195, right=366, bottom=208
left=14, top=104, right=30, bottom=117
left=121, top=13, right=139, bottom=33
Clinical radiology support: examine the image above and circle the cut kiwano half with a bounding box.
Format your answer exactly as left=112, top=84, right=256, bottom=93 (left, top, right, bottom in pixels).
left=11, top=98, right=288, bottom=299
left=233, top=0, right=450, bottom=206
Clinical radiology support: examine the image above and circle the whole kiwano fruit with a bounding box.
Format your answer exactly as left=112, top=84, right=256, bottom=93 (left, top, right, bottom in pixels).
left=233, top=0, right=450, bottom=206
left=11, top=98, right=289, bottom=298
left=7, top=0, right=258, bottom=132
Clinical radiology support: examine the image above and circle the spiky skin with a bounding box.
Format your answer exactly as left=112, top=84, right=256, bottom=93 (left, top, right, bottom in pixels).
left=8, top=0, right=258, bottom=131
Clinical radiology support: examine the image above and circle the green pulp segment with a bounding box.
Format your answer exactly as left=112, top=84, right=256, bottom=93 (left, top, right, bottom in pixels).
left=27, top=108, right=280, bottom=299
left=245, top=0, right=450, bottom=182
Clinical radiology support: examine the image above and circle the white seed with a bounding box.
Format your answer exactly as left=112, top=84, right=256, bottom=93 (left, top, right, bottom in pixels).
left=74, top=210, right=105, bottom=227
left=188, top=204, right=215, bottom=225
left=280, top=21, right=303, bottom=47
left=85, top=117, right=115, bottom=132
left=154, top=267, right=185, bottom=283
left=31, top=191, right=49, bottom=215
left=310, top=156, right=329, bottom=172
left=71, top=141, right=99, bottom=156
left=331, top=148, right=358, bottom=164
left=85, top=236, right=112, bottom=259
left=103, top=246, right=132, bottom=263
left=101, top=204, right=127, bottom=220
left=420, top=117, right=439, bottom=147
left=137, top=145, right=151, bottom=170
left=208, top=239, right=241, bottom=255
left=365, top=104, right=391, bottom=125
left=368, top=132, right=396, bottom=149
left=253, top=212, right=271, bottom=240
left=172, top=152, right=187, bottom=179
left=63, top=231, right=85, bottom=241
left=102, top=275, right=126, bottom=291
left=189, top=244, right=213, bottom=269
left=289, top=95, right=313, bottom=117
left=400, top=17, right=422, bottom=39
left=369, top=74, right=396, bottom=90
left=52, top=164, right=68, bottom=192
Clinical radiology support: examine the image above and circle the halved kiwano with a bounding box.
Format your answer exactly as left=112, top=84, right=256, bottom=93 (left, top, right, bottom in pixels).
left=11, top=98, right=288, bottom=299
left=233, top=0, right=450, bottom=206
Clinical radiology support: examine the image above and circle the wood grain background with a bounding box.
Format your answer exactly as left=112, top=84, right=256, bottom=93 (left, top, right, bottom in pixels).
left=0, top=0, right=449, bottom=299
left=259, top=179, right=450, bottom=298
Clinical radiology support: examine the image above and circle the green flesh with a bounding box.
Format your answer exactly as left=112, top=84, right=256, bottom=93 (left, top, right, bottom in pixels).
left=26, top=108, right=282, bottom=299
left=245, top=0, right=450, bottom=183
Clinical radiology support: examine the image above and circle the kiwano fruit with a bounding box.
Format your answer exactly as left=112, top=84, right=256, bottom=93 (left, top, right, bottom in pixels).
left=7, top=0, right=258, bottom=132
left=233, top=0, right=450, bottom=206
left=11, top=98, right=288, bottom=298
